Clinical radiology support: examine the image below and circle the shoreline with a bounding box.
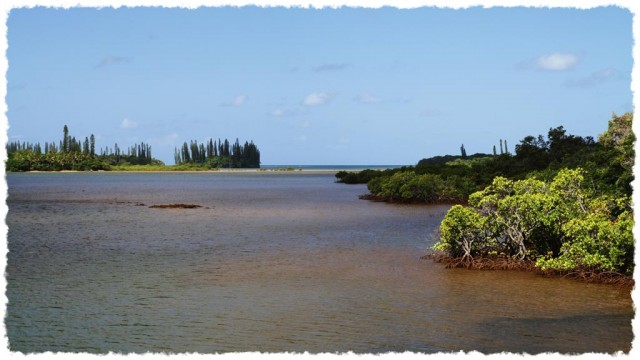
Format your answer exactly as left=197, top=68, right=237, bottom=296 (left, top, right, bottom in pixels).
left=17, top=168, right=349, bottom=175
left=423, top=252, right=635, bottom=287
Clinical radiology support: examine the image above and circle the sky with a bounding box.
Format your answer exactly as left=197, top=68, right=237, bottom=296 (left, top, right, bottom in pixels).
left=4, top=2, right=635, bottom=165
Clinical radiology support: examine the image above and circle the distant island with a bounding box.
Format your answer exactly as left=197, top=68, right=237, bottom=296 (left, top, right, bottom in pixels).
left=5, top=125, right=260, bottom=171
left=336, top=112, right=634, bottom=285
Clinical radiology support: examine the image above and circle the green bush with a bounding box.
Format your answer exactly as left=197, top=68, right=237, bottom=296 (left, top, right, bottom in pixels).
left=434, top=168, right=634, bottom=275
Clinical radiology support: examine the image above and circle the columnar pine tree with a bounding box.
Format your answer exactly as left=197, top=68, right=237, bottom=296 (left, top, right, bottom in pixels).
left=90, top=134, right=95, bottom=156
left=62, top=125, right=69, bottom=153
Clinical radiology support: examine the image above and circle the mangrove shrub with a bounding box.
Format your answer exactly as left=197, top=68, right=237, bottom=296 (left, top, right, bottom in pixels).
left=433, top=168, right=634, bottom=275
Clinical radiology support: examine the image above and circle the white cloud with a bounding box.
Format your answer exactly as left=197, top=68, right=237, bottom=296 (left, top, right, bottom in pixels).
left=303, top=92, right=332, bottom=106
left=517, top=52, right=581, bottom=72
left=355, top=93, right=382, bottom=104
left=121, top=118, right=138, bottom=129
left=270, top=108, right=296, bottom=118
left=535, top=53, right=580, bottom=71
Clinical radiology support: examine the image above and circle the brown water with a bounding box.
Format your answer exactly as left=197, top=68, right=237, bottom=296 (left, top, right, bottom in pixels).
left=5, top=172, right=634, bottom=353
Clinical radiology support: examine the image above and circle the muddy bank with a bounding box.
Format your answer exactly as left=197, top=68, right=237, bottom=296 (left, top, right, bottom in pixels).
left=423, top=252, right=634, bottom=287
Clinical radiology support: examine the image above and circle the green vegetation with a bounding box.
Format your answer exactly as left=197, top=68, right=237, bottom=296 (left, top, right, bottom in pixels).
left=339, top=113, right=632, bottom=204
left=435, top=169, right=633, bottom=277
left=435, top=113, right=634, bottom=281
left=174, top=138, right=260, bottom=168
left=5, top=125, right=261, bottom=171
left=340, top=112, right=634, bottom=281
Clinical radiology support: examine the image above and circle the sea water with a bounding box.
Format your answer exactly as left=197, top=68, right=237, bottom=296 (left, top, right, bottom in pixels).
left=5, top=172, right=633, bottom=353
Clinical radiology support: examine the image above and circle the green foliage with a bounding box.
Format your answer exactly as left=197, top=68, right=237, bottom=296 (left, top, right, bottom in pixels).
left=6, top=125, right=161, bottom=171
left=6, top=149, right=111, bottom=172
left=5, top=125, right=261, bottom=172
left=434, top=168, right=634, bottom=275
left=342, top=113, right=635, bottom=276
left=336, top=169, right=378, bottom=184
left=345, top=112, right=633, bottom=206
left=174, top=138, right=260, bottom=168
left=335, top=167, right=410, bottom=184
left=436, top=205, right=486, bottom=261
left=536, top=196, right=634, bottom=274
left=364, top=171, right=475, bottom=204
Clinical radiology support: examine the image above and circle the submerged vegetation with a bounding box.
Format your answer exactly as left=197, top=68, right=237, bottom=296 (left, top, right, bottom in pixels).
left=339, top=112, right=635, bottom=282
left=5, top=125, right=261, bottom=171
left=149, top=204, right=203, bottom=209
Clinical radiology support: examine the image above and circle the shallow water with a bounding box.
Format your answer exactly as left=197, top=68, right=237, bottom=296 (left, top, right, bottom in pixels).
left=5, top=172, right=634, bottom=353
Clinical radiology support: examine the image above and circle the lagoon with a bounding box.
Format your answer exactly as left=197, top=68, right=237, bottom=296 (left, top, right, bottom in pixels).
left=5, top=172, right=633, bottom=353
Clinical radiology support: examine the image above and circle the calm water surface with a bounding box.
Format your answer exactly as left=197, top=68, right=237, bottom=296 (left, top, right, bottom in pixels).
left=5, top=172, right=634, bottom=353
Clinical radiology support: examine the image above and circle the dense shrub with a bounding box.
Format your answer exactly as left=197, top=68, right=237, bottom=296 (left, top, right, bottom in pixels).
left=433, top=169, right=634, bottom=275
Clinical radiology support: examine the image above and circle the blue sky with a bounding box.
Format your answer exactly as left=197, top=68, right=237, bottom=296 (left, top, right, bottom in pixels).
left=5, top=5, right=633, bottom=165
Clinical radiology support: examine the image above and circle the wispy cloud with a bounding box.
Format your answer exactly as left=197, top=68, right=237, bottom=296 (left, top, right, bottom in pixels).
left=303, top=92, right=332, bottom=106
left=300, top=120, right=311, bottom=128
left=270, top=109, right=288, bottom=118
left=95, top=55, right=133, bottom=69
left=355, top=93, right=382, bottom=104
left=518, top=52, right=581, bottom=71
left=564, top=68, right=621, bottom=88
left=312, top=62, right=352, bottom=72
left=220, top=95, right=248, bottom=107
left=121, top=118, right=138, bottom=129
left=269, top=107, right=307, bottom=118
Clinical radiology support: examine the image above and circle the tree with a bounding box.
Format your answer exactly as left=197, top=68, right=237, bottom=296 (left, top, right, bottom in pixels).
left=90, top=134, right=95, bottom=156
left=436, top=205, right=486, bottom=264
left=83, top=137, right=90, bottom=155
left=62, top=125, right=69, bottom=153
left=433, top=168, right=634, bottom=275
left=598, top=112, right=634, bottom=171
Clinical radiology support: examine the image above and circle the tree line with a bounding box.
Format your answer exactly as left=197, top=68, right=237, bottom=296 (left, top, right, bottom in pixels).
left=5, top=125, right=261, bottom=171
left=173, top=138, right=260, bottom=168
left=337, top=114, right=631, bottom=201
